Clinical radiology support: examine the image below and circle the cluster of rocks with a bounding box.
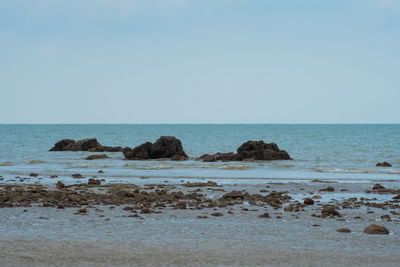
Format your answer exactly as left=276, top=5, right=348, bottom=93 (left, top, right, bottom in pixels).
left=49, top=138, right=122, bottom=152
left=198, top=141, right=291, bottom=162
left=50, top=136, right=292, bottom=162
left=122, top=136, right=188, bottom=161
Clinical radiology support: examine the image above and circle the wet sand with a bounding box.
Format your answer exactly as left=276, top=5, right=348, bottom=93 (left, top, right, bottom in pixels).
left=0, top=180, right=399, bottom=266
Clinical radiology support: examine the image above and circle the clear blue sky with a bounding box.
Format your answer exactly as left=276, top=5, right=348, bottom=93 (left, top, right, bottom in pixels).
left=1, top=0, right=399, bottom=123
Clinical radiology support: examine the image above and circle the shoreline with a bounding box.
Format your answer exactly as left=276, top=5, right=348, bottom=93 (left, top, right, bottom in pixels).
left=0, top=180, right=399, bottom=266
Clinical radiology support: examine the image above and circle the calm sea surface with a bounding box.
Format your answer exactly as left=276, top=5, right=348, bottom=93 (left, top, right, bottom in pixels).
left=0, top=124, right=399, bottom=184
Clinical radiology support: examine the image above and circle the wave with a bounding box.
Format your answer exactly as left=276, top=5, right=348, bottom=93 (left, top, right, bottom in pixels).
left=311, top=167, right=400, bottom=175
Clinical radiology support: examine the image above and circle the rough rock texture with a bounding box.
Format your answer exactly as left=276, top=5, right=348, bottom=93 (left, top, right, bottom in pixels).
left=198, top=140, right=291, bottom=162
left=363, top=224, right=389, bottom=234
left=123, top=136, right=188, bottom=161
left=376, top=162, right=392, bottom=167
left=50, top=138, right=122, bottom=152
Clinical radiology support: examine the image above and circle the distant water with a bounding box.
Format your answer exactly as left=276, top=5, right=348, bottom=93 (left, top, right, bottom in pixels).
left=0, top=124, right=399, bottom=184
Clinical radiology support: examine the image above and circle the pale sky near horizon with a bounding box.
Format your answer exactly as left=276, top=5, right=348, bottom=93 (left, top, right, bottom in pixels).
left=1, top=0, right=399, bottom=124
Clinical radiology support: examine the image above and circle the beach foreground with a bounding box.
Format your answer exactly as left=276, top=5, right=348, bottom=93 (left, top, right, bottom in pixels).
left=0, top=180, right=399, bottom=266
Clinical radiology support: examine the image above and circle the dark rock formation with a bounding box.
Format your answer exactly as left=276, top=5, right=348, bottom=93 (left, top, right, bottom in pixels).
left=376, top=162, right=392, bottom=167
left=198, top=140, right=291, bottom=162
left=363, top=224, right=389, bottom=234
left=123, top=136, right=188, bottom=161
left=50, top=138, right=122, bottom=152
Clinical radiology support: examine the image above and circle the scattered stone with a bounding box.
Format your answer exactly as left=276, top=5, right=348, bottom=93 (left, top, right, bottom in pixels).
left=29, top=173, right=38, bottom=177
left=38, top=216, right=49, bottom=220
left=304, top=198, right=314, bottom=205
left=85, top=154, right=109, bottom=160
left=98, top=170, right=104, bottom=173
left=376, top=162, right=392, bottom=167
left=312, top=195, right=322, bottom=199
left=381, top=215, right=391, bottom=221
left=336, top=228, right=351, bottom=233
left=321, top=206, right=341, bottom=218
left=88, top=179, right=101, bottom=186
left=74, top=208, right=87, bottom=215
left=183, top=181, right=218, bottom=187
left=56, top=181, right=65, bottom=189
left=50, top=175, right=58, bottom=178
left=222, top=191, right=244, bottom=199
left=319, top=186, right=334, bottom=192
left=393, top=194, right=400, bottom=200
left=258, top=213, right=270, bottom=218
left=211, top=212, right=224, bottom=217
left=197, top=215, right=208, bottom=219
left=72, top=174, right=84, bottom=179
left=363, top=224, right=389, bottom=234
left=373, top=184, right=385, bottom=190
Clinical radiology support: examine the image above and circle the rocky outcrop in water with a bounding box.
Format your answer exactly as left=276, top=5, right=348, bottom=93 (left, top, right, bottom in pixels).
left=198, top=140, right=291, bottom=162
left=123, top=136, right=188, bottom=161
left=49, top=138, right=123, bottom=152
left=376, top=162, right=392, bottom=167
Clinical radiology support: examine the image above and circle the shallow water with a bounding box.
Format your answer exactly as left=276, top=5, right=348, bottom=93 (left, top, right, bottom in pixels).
left=0, top=124, right=399, bottom=183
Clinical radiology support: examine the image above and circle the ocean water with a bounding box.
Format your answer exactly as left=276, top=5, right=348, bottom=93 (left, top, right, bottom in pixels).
left=0, top=124, right=399, bottom=184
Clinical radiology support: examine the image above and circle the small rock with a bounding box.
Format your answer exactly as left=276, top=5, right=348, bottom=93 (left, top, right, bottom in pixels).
left=85, top=154, right=109, bottom=160
left=363, top=224, right=389, bottom=234
left=56, top=181, right=65, bottom=189
left=321, top=206, right=341, bottom=218
left=319, top=186, right=334, bottom=192
left=393, top=194, right=400, bottom=200
left=381, top=215, right=391, bottom=221
left=211, top=212, right=224, bottom=217
left=50, top=175, right=58, bottom=178
left=284, top=205, right=294, bottom=212
left=258, top=213, right=270, bottom=218
left=312, top=195, right=322, bottom=199
left=373, top=184, right=385, bottom=190
left=29, top=173, right=38, bottom=177
left=72, top=173, right=84, bottom=179
left=304, top=198, right=314, bottom=205
left=376, top=162, right=392, bottom=167
left=222, top=191, right=244, bottom=199
left=88, top=178, right=101, bottom=186
left=98, top=170, right=104, bottom=173
left=336, top=228, right=351, bottom=233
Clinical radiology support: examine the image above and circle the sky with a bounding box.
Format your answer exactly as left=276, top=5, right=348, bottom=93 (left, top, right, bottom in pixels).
left=1, top=0, right=399, bottom=124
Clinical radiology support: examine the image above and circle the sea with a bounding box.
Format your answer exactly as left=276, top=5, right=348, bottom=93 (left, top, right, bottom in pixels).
left=0, top=124, right=399, bottom=185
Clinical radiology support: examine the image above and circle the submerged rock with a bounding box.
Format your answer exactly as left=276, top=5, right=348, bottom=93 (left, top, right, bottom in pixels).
left=363, top=224, right=389, bottom=234
left=336, top=228, right=351, bottom=233
left=376, top=162, right=392, bottom=167
left=85, top=154, right=109, bottom=160
left=50, top=138, right=122, bottom=152
left=123, top=136, right=188, bottom=160
left=198, top=140, right=291, bottom=162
